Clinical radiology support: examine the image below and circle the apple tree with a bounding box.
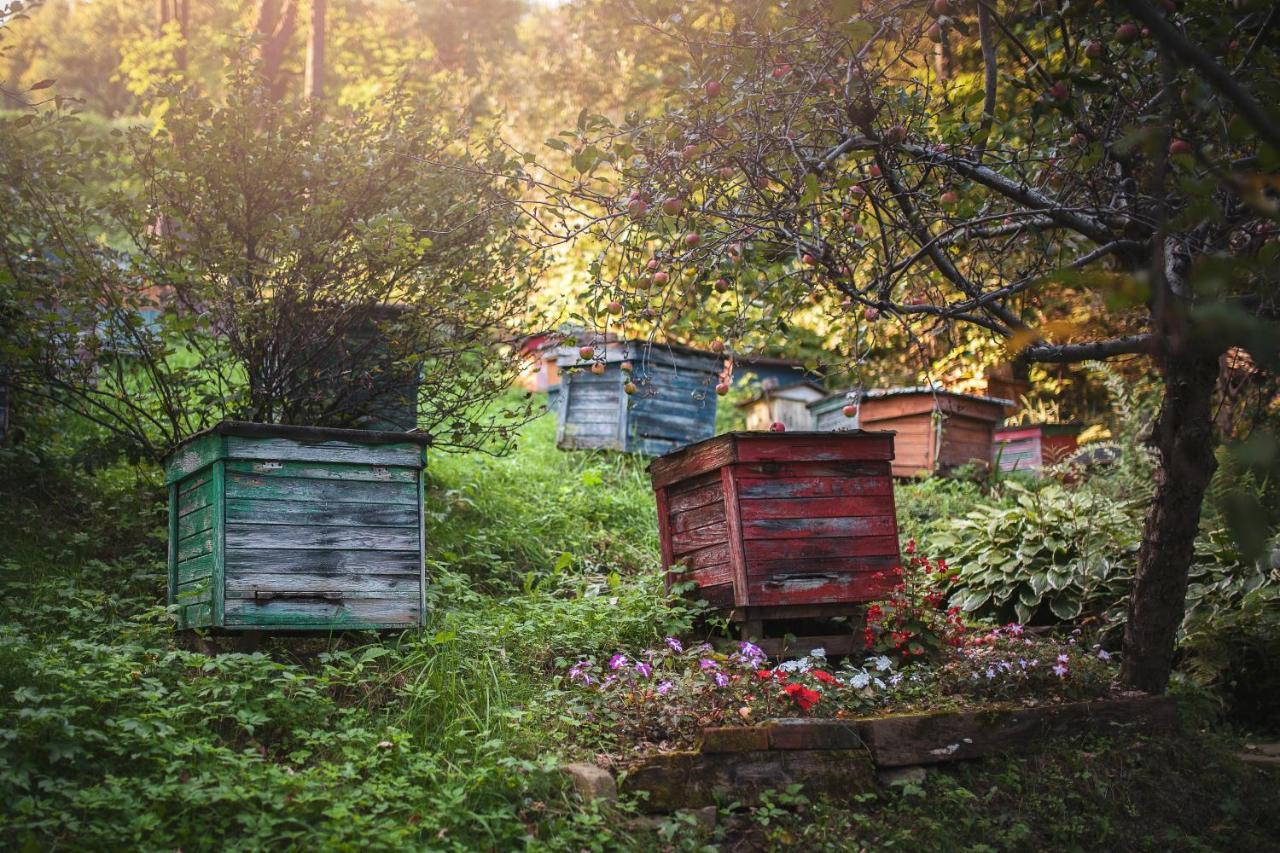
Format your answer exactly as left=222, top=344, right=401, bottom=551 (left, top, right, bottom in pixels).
left=529, top=0, right=1279, bottom=692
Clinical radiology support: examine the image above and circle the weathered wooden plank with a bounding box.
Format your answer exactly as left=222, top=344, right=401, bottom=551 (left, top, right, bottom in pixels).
left=721, top=463, right=749, bottom=608
left=746, top=554, right=901, bottom=580
left=181, top=601, right=214, bottom=629
left=690, top=563, right=734, bottom=587
left=177, top=529, right=215, bottom=562
left=672, top=521, right=728, bottom=556
left=734, top=473, right=892, bottom=499
left=225, top=573, right=421, bottom=596
left=165, top=434, right=223, bottom=484
left=167, top=482, right=178, bottom=608
left=670, top=502, right=726, bottom=534
left=223, top=459, right=418, bottom=483
left=225, top=522, right=420, bottom=552
left=745, top=569, right=899, bottom=606
left=211, top=460, right=226, bottom=626
left=225, top=436, right=423, bottom=468
left=673, top=542, right=731, bottom=571
left=226, top=498, right=419, bottom=528
left=666, top=470, right=722, bottom=497
left=225, top=472, right=418, bottom=506
left=735, top=435, right=894, bottom=463
left=176, top=552, right=216, bottom=584
left=176, top=504, right=215, bottom=541
left=738, top=496, right=891, bottom=521
left=695, top=581, right=736, bottom=609
left=667, top=482, right=724, bottom=514
left=745, top=535, right=901, bottom=562
left=225, top=547, right=421, bottom=574
left=741, top=516, right=897, bottom=540
left=648, top=436, right=737, bottom=489
left=175, top=583, right=213, bottom=606
left=632, top=437, right=688, bottom=457
left=223, top=597, right=420, bottom=628
left=563, top=420, right=621, bottom=438
left=177, top=480, right=215, bottom=517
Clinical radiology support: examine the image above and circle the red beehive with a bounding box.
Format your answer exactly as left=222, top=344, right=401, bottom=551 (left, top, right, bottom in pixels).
left=993, top=423, right=1083, bottom=473
left=648, top=431, right=903, bottom=625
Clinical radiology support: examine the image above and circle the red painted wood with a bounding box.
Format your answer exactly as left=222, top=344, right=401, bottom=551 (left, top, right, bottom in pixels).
left=670, top=501, right=726, bottom=533
left=734, top=460, right=889, bottom=481
left=667, top=482, right=724, bottom=513
left=744, top=535, right=901, bottom=561
left=654, top=485, right=677, bottom=591
left=735, top=473, right=892, bottom=499
left=745, top=569, right=900, bottom=607
left=677, top=542, right=732, bottom=570
left=720, top=465, right=750, bottom=608
left=746, top=554, right=901, bottom=581
left=741, top=515, right=897, bottom=540
left=672, top=521, right=728, bottom=555
left=650, top=432, right=904, bottom=616
left=738, top=496, right=891, bottom=521
left=735, top=434, right=894, bottom=463
left=648, top=435, right=737, bottom=488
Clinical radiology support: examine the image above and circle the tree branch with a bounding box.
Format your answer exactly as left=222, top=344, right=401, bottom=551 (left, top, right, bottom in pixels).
left=1117, top=0, right=1280, bottom=151
left=1022, top=334, right=1156, bottom=363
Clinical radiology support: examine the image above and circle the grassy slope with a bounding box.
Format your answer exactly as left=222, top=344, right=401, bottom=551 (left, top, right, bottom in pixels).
left=1, top=410, right=1276, bottom=851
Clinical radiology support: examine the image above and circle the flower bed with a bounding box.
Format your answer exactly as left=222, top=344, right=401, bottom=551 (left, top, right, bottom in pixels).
left=559, top=546, right=1118, bottom=760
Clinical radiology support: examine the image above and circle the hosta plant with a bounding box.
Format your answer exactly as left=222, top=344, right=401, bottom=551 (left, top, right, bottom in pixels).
left=930, top=482, right=1142, bottom=626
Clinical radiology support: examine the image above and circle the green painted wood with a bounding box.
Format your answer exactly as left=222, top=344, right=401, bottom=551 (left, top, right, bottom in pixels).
left=225, top=436, right=424, bottom=468
left=417, top=468, right=427, bottom=630
left=225, top=572, right=421, bottom=596
left=223, top=459, right=418, bottom=483
left=226, top=548, right=421, bottom=574
left=225, top=498, right=419, bottom=528
left=167, top=482, right=178, bottom=608
left=176, top=504, right=214, bottom=541
left=177, top=479, right=216, bottom=517
left=166, top=422, right=428, bottom=632
left=177, top=529, right=215, bottom=562
left=177, top=552, right=216, bottom=585
left=164, top=434, right=223, bottom=484
left=225, top=472, right=418, bottom=506
left=211, top=460, right=226, bottom=627
left=182, top=602, right=214, bottom=628
left=222, top=596, right=420, bottom=629
left=225, top=522, right=419, bottom=551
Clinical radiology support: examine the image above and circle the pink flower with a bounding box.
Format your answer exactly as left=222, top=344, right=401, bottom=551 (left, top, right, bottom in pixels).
left=609, top=654, right=628, bottom=670
left=1052, top=663, right=1069, bottom=678
left=699, top=658, right=718, bottom=670
left=657, top=680, right=674, bottom=695
left=714, top=672, right=730, bottom=687
left=635, top=661, right=652, bottom=678
left=665, top=637, right=684, bottom=653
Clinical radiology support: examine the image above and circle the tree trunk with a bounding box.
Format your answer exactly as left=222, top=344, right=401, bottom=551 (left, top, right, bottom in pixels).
left=305, top=0, right=325, bottom=101
left=1119, top=344, right=1222, bottom=693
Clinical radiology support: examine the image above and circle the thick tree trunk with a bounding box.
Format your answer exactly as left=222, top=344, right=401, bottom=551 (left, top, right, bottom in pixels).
left=1119, top=345, right=1222, bottom=693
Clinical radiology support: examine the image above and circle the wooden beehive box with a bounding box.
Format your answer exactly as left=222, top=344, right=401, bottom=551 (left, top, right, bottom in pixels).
left=164, top=421, right=431, bottom=632
left=810, top=387, right=1009, bottom=477
left=649, top=432, right=902, bottom=620
left=993, top=423, right=1083, bottom=472
left=738, top=382, right=826, bottom=432
left=556, top=341, right=721, bottom=455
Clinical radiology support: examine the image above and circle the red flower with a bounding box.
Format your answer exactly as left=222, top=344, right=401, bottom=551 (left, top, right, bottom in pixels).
left=756, top=669, right=774, bottom=680
left=811, top=670, right=838, bottom=685
left=783, top=683, right=821, bottom=711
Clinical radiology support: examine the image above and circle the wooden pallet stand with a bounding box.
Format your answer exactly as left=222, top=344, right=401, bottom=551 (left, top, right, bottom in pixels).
left=649, top=431, right=903, bottom=654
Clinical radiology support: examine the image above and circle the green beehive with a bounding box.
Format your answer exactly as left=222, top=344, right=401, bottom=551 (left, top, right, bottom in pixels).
left=164, top=422, right=431, bottom=631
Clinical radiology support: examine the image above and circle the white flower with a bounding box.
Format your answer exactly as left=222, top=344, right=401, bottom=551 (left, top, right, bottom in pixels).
left=850, top=671, right=872, bottom=689
left=874, top=655, right=893, bottom=672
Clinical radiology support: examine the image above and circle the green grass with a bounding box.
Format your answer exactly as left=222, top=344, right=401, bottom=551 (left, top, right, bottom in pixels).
left=1, top=407, right=1277, bottom=851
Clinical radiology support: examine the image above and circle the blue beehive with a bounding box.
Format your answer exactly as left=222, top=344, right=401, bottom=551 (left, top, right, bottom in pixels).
left=555, top=341, right=721, bottom=455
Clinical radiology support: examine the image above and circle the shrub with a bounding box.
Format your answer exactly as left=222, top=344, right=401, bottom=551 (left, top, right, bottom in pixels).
left=930, top=482, right=1142, bottom=626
